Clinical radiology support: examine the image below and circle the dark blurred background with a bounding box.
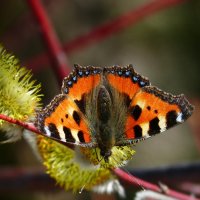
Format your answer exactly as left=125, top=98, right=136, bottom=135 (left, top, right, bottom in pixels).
left=0, top=0, right=199, bottom=199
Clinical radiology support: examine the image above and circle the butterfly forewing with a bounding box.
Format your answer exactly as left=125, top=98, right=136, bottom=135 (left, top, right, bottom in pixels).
left=62, top=64, right=102, bottom=101
left=105, top=65, right=150, bottom=101
left=36, top=65, right=103, bottom=147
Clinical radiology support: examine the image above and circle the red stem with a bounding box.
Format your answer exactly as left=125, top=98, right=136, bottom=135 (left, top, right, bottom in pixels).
left=0, top=114, right=40, bottom=135
left=63, top=0, right=188, bottom=53
left=0, top=113, right=198, bottom=199
left=27, top=0, right=70, bottom=84
left=114, top=168, right=199, bottom=200
left=25, top=0, right=188, bottom=73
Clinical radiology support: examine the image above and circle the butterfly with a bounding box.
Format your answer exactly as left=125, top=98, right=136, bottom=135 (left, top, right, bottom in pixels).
left=35, top=64, right=194, bottom=162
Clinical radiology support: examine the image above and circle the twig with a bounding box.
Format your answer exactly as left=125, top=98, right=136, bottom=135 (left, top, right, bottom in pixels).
left=0, top=167, right=58, bottom=193
left=129, top=162, right=200, bottom=185
left=0, top=164, right=199, bottom=196
left=63, top=0, right=188, bottom=53
left=25, top=0, right=188, bottom=73
left=27, top=0, right=70, bottom=84
left=0, top=114, right=198, bottom=199
left=0, top=114, right=73, bottom=148
left=0, top=114, right=40, bottom=134
left=114, top=168, right=199, bottom=200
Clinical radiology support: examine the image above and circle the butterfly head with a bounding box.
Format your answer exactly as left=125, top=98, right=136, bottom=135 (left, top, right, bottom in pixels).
left=100, top=148, right=112, bottom=163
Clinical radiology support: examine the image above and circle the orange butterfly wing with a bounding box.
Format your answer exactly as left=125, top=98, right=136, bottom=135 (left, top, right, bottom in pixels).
left=118, top=86, right=194, bottom=145
left=36, top=65, right=102, bottom=146
left=103, top=65, right=193, bottom=146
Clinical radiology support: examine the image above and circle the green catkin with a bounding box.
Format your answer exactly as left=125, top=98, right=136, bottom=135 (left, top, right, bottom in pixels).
left=0, top=46, right=41, bottom=124
left=0, top=45, right=41, bottom=142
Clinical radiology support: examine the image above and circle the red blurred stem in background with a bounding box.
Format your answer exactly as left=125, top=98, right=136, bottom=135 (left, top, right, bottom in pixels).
left=27, top=0, right=70, bottom=85
left=63, top=0, right=188, bottom=54
left=26, top=0, right=188, bottom=74
left=114, top=168, right=199, bottom=200
left=0, top=113, right=198, bottom=200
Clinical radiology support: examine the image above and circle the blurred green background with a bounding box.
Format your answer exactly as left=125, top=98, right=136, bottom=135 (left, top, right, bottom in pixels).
left=0, top=0, right=199, bottom=199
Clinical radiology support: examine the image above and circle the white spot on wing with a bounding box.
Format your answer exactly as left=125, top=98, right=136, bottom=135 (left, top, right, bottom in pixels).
left=136, top=101, right=146, bottom=109
left=58, top=126, right=66, bottom=140
left=71, top=129, right=80, bottom=142
left=158, top=116, right=167, bottom=132
left=44, top=126, right=51, bottom=137
left=140, top=123, right=149, bottom=137
left=67, top=106, right=75, bottom=116
left=176, top=113, right=183, bottom=123
left=60, top=138, right=66, bottom=142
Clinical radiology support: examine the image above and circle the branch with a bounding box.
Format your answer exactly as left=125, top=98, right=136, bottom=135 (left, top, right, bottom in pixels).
left=0, top=114, right=40, bottom=134
left=0, top=164, right=199, bottom=197
left=0, top=114, right=198, bottom=199
left=25, top=0, right=189, bottom=73
left=27, top=0, right=70, bottom=84
left=0, top=114, right=69, bottom=147
left=0, top=167, right=58, bottom=193
left=114, top=168, right=199, bottom=200
left=63, top=0, right=188, bottom=54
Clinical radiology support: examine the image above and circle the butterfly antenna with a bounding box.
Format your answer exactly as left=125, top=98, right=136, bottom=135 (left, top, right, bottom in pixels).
left=79, top=184, right=86, bottom=194
left=99, top=156, right=104, bottom=163
left=94, top=148, right=100, bottom=162
left=94, top=148, right=105, bottom=164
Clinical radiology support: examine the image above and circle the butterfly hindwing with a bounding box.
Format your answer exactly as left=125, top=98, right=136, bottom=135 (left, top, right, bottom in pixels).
left=116, top=86, right=194, bottom=145
left=36, top=94, right=95, bottom=146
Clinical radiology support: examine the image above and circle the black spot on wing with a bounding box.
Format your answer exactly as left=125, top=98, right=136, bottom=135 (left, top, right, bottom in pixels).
left=78, top=131, right=85, bottom=143
left=130, top=105, right=142, bottom=121
left=133, top=125, right=142, bottom=138
left=73, top=111, right=81, bottom=126
left=147, top=106, right=151, bottom=110
left=74, top=95, right=85, bottom=114
left=123, top=93, right=132, bottom=107
left=148, top=117, right=160, bottom=135
left=48, top=123, right=61, bottom=140
left=63, top=126, right=75, bottom=143
left=166, top=110, right=177, bottom=128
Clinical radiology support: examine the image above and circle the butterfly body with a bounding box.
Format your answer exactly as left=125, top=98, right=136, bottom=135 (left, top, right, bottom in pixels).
left=36, top=64, right=194, bottom=162
left=88, top=74, right=129, bottom=161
